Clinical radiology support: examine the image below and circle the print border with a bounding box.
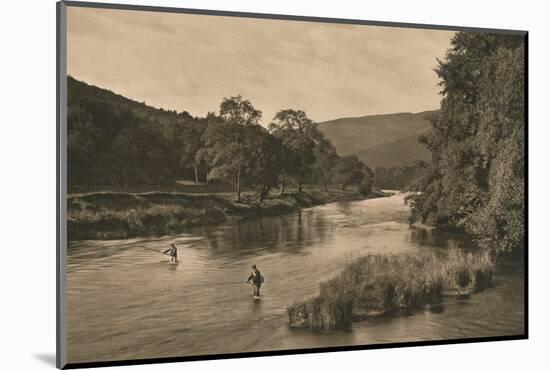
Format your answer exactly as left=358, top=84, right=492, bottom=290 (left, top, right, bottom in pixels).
left=56, top=1, right=528, bottom=368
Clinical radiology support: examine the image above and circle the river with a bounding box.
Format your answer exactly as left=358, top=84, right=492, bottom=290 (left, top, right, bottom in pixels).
left=66, top=193, right=525, bottom=363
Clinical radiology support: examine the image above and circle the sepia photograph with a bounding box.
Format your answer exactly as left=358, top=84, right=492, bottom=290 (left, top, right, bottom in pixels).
left=58, top=1, right=526, bottom=367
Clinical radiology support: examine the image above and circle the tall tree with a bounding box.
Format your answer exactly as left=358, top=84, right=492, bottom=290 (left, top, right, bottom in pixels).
left=245, top=125, right=283, bottom=205
left=312, top=137, right=339, bottom=191
left=201, top=96, right=262, bottom=201
left=170, top=116, right=206, bottom=183
left=359, top=165, right=375, bottom=195
left=269, top=109, right=321, bottom=192
left=407, top=32, right=525, bottom=252
left=219, top=95, right=262, bottom=126
left=331, top=155, right=367, bottom=191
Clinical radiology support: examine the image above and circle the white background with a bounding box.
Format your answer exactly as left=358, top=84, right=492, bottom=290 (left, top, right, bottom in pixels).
left=1, top=0, right=548, bottom=369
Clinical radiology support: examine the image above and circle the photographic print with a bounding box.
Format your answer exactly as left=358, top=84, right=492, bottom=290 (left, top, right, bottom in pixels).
left=57, top=1, right=527, bottom=368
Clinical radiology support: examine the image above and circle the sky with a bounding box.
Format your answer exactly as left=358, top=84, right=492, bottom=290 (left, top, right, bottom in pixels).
left=67, top=6, right=454, bottom=124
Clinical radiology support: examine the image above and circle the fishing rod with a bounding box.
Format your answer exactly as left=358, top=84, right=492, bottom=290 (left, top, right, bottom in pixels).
left=101, top=243, right=167, bottom=254
left=135, top=245, right=167, bottom=255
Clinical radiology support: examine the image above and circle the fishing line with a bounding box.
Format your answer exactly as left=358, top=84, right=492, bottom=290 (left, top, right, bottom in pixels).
left=134, top=245, right=167, bottom=255
left=98, top=243, right=168, bottom=255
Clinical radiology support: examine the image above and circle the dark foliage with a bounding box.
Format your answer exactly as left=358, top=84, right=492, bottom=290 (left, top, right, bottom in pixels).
left=331, top=155, right=372, bottom=191
left=67, top=77, right=373, bottom=201
left=406, top=33, right=525, bottom=252
left=67, top=76, right=201, bottom=187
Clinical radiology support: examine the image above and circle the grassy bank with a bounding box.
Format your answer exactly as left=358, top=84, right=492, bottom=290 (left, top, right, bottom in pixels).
left=287, top=245, right=494, bottom=330
left=68, top=189, right=386, bottom=241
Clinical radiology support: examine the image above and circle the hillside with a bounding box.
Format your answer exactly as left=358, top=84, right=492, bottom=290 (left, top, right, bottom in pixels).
left=68, top=76, right=436, bottom=192
left=355, top=131, right=432, bottom=168
left=67, top=76, right=206, bottom=189
left=67, top=76, right=195, bottom=127
left=317, top=110, right=437, bottom=156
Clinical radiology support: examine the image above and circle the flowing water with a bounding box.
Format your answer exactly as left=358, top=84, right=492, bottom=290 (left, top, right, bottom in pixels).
left=66, top=193, right=525, bottom=363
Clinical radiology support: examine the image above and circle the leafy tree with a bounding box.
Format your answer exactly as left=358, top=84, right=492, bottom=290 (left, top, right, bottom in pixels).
left=359, top=166, right=375, bottom=195
left=245, top=125, right=283, bottom=204
left=267, top=124, right=298, bottom=194
left=219, top=95, right=262, bottom=126
left=312, top=137, right=340, bottom=191
left=269, top=110, right=321, bottom=192
left=200, top=121, right=245, bottom=200
left=173, top=118, right=208, bottom=183
left=201, top=96, right=263, bottom=201
left=407, top=32, right=525, bottom=252
left=331, top=155, right=367, bottom=190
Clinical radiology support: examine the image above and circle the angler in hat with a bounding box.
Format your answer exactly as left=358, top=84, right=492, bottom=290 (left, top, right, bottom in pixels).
left=163, top=243, right=178, bottom=263
left=246, top=264, right=264, bottom=298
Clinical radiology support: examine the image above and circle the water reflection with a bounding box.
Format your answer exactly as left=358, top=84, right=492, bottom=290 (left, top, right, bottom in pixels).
left=192, top=208, right=333, bottom=257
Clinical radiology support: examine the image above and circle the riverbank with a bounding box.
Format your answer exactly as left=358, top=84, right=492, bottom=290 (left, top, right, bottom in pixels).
left=287, top=246, right=495, bottom=330
left=67, top=189, right=389, bottom=240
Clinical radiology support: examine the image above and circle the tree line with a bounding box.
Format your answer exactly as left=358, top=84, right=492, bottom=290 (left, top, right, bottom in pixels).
left=67, top=77, right=373, bottom=202
left=407, top=32, right=525, bottom=252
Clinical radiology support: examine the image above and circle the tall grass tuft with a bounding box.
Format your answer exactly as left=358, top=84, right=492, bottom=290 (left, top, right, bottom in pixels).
left=288, top=244, right=495, bottom=329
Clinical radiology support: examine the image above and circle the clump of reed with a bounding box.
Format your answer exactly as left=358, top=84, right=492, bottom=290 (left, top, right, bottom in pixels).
left=288, top=243, right=495, bottom=329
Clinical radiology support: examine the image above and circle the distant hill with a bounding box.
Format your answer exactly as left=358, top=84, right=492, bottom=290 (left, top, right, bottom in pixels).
left=317, top=110, right=437, bottom=157
left=355, top=131, right=432, bottom=168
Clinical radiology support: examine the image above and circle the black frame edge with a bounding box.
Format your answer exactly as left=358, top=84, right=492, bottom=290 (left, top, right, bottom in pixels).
left=62, top=334, right=528, bottom=369
left=60, top=0, right=527, bottom=35
left=523, top=32, right=529, bottom=339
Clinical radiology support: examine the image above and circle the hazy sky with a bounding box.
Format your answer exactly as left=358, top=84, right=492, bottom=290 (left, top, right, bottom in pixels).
left=67, top=7, right=454, bottom=124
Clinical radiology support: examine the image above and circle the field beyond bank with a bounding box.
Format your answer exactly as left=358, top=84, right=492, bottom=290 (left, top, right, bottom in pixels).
left=68, top=188, right=388, bottom=241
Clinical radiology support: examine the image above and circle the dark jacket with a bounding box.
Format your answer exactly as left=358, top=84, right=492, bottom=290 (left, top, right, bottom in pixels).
left=247, top=269, right=263, bottom=286
left=164, top=246, right=177, bottom=257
